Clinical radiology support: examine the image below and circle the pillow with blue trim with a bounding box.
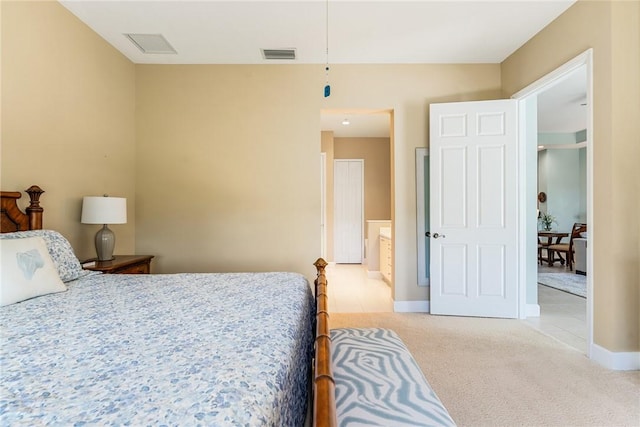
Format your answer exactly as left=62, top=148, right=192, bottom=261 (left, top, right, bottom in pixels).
left=0, top=230, right=86, bottom=282
left=0, top=236, right=67, bottom=306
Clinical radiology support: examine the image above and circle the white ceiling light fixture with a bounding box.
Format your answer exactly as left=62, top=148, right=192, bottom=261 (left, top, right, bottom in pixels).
left=125, top=33, right=177, bottom=54
left=342, top=118, right=350, bottom=125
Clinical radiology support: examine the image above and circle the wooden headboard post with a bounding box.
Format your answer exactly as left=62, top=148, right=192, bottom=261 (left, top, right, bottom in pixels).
left=0, top=185, right=45, bottom=232
left=313, top=258, right=337, bottom=427
left=25, top=185, right=45, bottom=230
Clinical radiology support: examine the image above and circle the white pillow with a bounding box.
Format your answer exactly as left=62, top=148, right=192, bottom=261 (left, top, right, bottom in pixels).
left=0, top=230, right=85, bottom=282
left=0, top=236, right=67, bottom=306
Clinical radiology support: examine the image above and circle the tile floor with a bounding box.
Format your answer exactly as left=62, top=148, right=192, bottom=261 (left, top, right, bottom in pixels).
left=325, top=263, right=393, bottom=313
left=326, top=261, right=587, bottom=353
left=527, top=263, right=587, bottom=353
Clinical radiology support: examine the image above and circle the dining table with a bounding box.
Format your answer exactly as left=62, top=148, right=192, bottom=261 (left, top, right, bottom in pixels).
left=538, top=231, right=569, bottom=266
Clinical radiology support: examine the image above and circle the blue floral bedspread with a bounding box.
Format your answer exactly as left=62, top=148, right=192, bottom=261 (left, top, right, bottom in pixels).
left=0, top=272, right=314, bottom=426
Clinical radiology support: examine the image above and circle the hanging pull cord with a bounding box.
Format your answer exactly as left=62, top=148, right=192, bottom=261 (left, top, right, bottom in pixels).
left=324, top=0, right=331, bottom=97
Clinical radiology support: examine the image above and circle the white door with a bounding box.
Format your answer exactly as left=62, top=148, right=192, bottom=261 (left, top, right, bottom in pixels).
left=334, top=159, right=364, bottom=263
left=430, top=100, right=518, bottom=318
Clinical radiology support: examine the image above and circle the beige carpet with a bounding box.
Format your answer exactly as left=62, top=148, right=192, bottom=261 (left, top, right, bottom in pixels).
left=330, top=312, right=640, bottom=427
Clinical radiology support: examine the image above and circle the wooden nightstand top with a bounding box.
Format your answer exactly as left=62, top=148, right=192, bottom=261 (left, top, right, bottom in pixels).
left=82, top=255, right=154, bottom=274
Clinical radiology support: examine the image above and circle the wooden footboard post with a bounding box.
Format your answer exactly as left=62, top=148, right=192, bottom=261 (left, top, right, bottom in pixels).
left=313, top=258, right=337, bottom=427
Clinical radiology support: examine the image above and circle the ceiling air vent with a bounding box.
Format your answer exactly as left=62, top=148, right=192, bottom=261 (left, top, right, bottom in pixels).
left=261, top=48, right=296, bottom=60
left=125, top=34, right=177, bottom=54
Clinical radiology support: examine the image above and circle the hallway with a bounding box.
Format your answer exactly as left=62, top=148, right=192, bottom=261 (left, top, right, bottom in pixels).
left=325, top=263, right=393, bottom=313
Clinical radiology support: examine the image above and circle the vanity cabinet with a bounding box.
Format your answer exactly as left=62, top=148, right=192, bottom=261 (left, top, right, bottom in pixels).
left=379, top=235, right=392, bottom=285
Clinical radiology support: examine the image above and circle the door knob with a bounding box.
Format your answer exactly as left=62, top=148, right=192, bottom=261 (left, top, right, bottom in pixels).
left=425, top=232, right=431, bottom=237
left=433, top=233, right=446, bottom=239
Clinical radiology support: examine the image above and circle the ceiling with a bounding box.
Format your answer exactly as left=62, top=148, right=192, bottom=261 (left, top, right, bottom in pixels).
left=537, top=66, right=587, bottom=134
left=60, top=0, right=576, bottom=65
left=59, top=0, right=581, bottom=137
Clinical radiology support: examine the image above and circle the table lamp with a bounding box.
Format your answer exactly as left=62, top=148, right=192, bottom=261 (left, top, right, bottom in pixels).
left=81, top=196, right=127, bottom=261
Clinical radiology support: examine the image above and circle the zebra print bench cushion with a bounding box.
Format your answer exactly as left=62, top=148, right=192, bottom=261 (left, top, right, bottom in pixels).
left=331, top=328, right=456, bottom=427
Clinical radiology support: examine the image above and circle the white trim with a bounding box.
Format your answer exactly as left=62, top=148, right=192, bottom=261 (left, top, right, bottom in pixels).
left=512, top=50, right=592, bottom=99
left=512, top=49, right=594, bottom=356
left=590, top=344, right=640, bottom=371
left=585, top=51, right=594, bottom=360
left=394, top=299, right=430, bottom=313
left=516, top=96, right=528, bottom=320
left=526, top=303, right=540, bottom=317
left=415, top=148, right=429, bottom=286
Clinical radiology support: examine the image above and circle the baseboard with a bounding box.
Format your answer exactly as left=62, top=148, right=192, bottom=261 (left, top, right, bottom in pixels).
left=526, top=303, right=540, bottom=317
left=394, top=300, right=430, bottom=313
left=590, top=343, right=640, bottom=371
left=367, top=270, right=382, bottom=280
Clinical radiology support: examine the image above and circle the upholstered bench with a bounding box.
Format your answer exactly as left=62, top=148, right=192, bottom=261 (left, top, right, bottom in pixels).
left=331, top=328, right=456, bottom=427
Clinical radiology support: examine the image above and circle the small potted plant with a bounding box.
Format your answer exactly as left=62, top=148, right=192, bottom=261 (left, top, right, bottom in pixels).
left=538, top=212, right=557, bottom=231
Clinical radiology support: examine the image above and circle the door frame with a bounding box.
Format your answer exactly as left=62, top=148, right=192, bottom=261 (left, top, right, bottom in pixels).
left=320, top=152, right=327, bottom=260
left=512, top=49, right=593, bottom=355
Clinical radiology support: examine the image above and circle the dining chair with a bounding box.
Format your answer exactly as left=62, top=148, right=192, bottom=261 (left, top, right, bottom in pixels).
left=538, top=236, right=545, bottom=265
left=547, top=223, right=587, bottom=271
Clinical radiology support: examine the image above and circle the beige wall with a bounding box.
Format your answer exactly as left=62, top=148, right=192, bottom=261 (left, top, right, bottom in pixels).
left=136, top=63, right=501, bottom=290
left=1, top=0, right=136, bottom=260
left=501, top=0, right=640, bottom=352
left=334, top=137, right=392, bottom=223
left=135, top=64, right=322, bottom=276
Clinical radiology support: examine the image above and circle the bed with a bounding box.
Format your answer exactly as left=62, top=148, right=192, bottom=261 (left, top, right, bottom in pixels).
left=0, top=186, right=337, bottom=426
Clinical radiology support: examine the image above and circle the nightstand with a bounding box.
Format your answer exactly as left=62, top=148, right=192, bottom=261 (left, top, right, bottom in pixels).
left=82, top=255, right=154, bottom=274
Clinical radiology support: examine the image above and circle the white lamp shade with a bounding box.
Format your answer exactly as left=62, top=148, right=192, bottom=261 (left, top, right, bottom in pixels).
left=81, top=197, right=127, bottom=224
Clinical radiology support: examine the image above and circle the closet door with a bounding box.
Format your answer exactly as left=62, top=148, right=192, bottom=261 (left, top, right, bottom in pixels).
left=334, top=160, right=364, bottom=263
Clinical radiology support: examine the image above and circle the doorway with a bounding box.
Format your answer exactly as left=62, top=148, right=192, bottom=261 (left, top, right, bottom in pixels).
left=513, top=50, right=593, bottom=355
left=320, top=109, right=394, bottom=301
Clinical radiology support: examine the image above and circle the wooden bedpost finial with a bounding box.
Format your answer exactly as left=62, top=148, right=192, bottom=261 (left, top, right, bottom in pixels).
left=314, top=258, right=328, bottom=273
left=25, top=186, right=44, bottom=206
left=25, top=185, right=44, bottom=230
